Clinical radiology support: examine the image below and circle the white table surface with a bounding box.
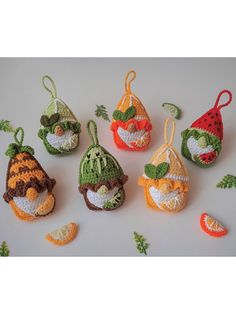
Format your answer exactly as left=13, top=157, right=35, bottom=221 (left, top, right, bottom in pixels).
left=0, top=58, right=236, bottom=256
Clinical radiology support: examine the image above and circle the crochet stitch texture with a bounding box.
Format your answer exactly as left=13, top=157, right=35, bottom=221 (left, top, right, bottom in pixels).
left=111, top=70, right=152, bottom=151
left=79, top=120, right=128, bottom=211
left=138, top=118, right=189, bottom=213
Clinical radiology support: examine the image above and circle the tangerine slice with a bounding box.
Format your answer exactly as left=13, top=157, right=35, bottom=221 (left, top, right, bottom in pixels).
left=46, top=222, right=78, bottom=246
left=200, top=213, right=227, bottom=237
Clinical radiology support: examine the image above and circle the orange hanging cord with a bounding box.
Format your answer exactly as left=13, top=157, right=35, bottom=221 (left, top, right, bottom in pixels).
left=124, top=70, right=136, bottom=94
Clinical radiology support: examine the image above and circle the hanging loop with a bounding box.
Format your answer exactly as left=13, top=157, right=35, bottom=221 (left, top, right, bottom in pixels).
left=164, top=118, right=176, bottom=146
left=42, top=75, right=58, bottom=99
left=125, top=70, right=136, bottom=94
left=87, top=120, right=99, bottom=145
left=14, top=127, right=24, bottom=146
left=214, top=89, right=232, bottom=110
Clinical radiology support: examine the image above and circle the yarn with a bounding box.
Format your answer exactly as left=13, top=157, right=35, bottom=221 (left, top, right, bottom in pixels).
left=181, top=90, right=233, bottom=167
left=38, top=75, right=81, bottom=155
left=111, top=70, right=152, bottom=151
left=138, top=118, right=189, bottom=213
left=3, top=127, right=56, bottom=221
left=79, top=120, right=128, bottom=211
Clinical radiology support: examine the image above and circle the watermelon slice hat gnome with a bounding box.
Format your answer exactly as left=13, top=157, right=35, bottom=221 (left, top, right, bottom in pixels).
left=181, top=90, right=233, bottom=167
left=111, top=70, right=152, bottom=151
left=3, top=127, right=56, bottom=221
left=38, top=75, right=81, bottom=155
left=138, top=118, right=189, bottom=213
left=79, top=120, right=128, bottom=211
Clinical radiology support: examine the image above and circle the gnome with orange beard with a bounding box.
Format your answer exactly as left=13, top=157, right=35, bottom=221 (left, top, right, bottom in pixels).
left=138, top=119, right=189, bottom=213
left=111, top=70, right=152, bottom=151
left=3, top=128, right=56, bottom=221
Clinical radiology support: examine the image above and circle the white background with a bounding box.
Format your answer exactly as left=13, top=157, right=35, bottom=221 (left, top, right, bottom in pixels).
left=0, top=58, right=236, bottom=256
left=0, top=1, right=236, bottom=313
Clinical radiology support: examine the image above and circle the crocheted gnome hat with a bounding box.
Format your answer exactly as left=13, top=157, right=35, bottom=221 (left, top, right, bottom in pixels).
left=181, top=90, right=233, bottom=168
left=190, top=90, right=232, bottom=141
left=38, top=75, right=81, bottom=155
left=138, top=119, right=189, bottom=213
left=111, top=70, right=152, bottom=151
left=3, top=128, right=56, bottom=220
left=79, top=120, right=126, bottom=186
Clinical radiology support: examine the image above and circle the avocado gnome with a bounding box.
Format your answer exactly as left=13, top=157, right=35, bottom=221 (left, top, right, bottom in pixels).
left=38, top=75, right=81, bottom=155
left=111, top=70, right=152, bottom=151
left=79, top=120, right=128, bottom=211
left=181, top=90, right=233, bottom=167
left=3, top=127, right=56, bottom=221
left=138, top=118, right=189, bottom=213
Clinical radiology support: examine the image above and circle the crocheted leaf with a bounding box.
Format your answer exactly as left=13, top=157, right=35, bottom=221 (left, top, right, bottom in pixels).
left=216, top=175, right=236, bottom=188
left=156, top=162, right=169, bottom=178
left=5, top=143, right=20, bottom=158
left=49, top=113, right=60, bottom=125
left=124, top=106, right=136, bottom=121
left=133, top=232, right=149, bottom=255
left=95, top=105, right=110, bottom=122
left=144, top=164, right=157, bottom=179
left=162, top=103, right=182, bottom=119
left=0, top=241, right=10, bottom=256
left=40, top=115, right=51, bottom=127
left=0, top=120, right=15, bottom=132
left=112, top=110, right=124, bottom=121
left=20, top=145, right=34, bottom=155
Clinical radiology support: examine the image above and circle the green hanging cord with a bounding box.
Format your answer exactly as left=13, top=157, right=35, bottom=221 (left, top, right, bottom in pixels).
left=87, top=120, right=99, bottom=145
left=14, top=127, right=24, bottom=147
left=42, top=75, right=57, bottom=99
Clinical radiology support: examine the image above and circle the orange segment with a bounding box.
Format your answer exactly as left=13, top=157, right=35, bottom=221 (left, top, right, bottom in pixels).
left=200, top=213, right=227, bottom=237
left=45, top=223, right=78, bottom=246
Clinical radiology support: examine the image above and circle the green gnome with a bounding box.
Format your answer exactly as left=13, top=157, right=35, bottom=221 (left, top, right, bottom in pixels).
left=38, top=75, right=81, bottom=155
left=79, top=120, right=128, bottom=211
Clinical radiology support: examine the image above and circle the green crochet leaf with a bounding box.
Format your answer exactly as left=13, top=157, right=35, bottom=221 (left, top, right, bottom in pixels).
left=144, top=162, right=169, bottom=179
left=112, top=106, right=136, bottom=122
left=216, top=175, right=236, bottom=188
left=5, top=143, right=20, bottom=158
left=112, top=110, right=124, bottom=121
left=40, top=115, right=51, bottom=127
left=20, top=145, right=34, bottom=155
left=0, top=120, right=15, bottom=132
left=95, top=105, right=110, bottom=122
left=0, top=241, right=10, bottom=256
left=144, top=164, right=157, bottom=179
left=133, top=232, right=149, bottom=255
left=49, top=113, right=60, bottom=125
left=124, top=106, right=136, bottom=121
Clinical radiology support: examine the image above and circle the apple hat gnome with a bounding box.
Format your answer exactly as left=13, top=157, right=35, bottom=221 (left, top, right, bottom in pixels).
left=138, top=118, right=189, bottom=213
left=38, top=75, right=81, bottom=155
left=181, top=90, right=233, bottom=167
left=3, top=128, right=56, bottom=221
left=111, top=70, right=152, bottom=151
left=79, top=120, right=128, bottom=211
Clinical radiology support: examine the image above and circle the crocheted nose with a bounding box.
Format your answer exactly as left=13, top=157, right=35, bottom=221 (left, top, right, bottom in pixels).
left=54, top=125, right=65, bottom=136
left=127, top=123, right=137, bottom=133
left=159, top=183, right=172, bottom=195
left=26, top=187, right=38, bottom=201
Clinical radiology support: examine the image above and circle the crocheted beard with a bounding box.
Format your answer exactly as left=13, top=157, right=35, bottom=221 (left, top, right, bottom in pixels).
left=79, top=120, right=128, bottom=211
left=38, top=75, right=81, bottom=155
left=3, top=128, right=56, bottom=221
left=181, top=90, right=232, bottom=167
left=139, top=119, right=189, bottom=213
left=111, top=70, right=152, bottom=151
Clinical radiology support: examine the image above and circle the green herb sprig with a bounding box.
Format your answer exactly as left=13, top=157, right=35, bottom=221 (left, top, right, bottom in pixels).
left=133, top=232, right=149, bottom=255
left=0, top=241, right=10, bottom=256
left=216, top=175, right=236, bottom=188
left=0, top=120, right=15, bottom=133
left=95, top=105, right=110, bottom=122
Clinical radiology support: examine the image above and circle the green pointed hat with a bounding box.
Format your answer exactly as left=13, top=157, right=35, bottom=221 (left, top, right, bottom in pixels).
left=41, top=75, right=78, bottom=124
left=79, top=120, right=126, bottom=186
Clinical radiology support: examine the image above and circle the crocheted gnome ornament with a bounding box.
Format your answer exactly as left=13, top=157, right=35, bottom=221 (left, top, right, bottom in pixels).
left=111, top=70, right=152, bottom=151
left=79, top=120, right=128, bottom=211
left=3, top=128, right=56, bottom=221
left=138, top=119, right=189, bottom=213
left=38, top=75, right=81, bottom=155
left=181, top=90, right=232, bottom=167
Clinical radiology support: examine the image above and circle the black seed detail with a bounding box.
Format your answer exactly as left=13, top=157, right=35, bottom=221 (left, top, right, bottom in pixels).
left=217, top=128, right=220, bottom=132
left=215, top=121, right=217, bottom=125
left=211, top=116, right=214, bottom=119
left=204, top=119, right=207, bottom=122
left=219, top=122, right=221, bottom=125
left=208, top=124, right=212, bottom=127
left=216, top=113, right=218, bottom=116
